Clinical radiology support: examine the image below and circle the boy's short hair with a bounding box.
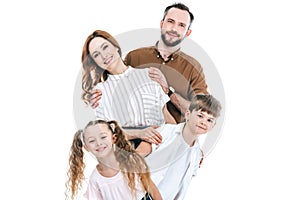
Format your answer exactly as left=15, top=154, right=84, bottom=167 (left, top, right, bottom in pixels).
left=189, top=94, right=222, bottom=118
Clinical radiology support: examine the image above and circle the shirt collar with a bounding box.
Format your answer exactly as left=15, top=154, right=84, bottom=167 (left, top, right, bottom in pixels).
left=177, top=122, right=199, bottom=148
left=154, top=41, right=181, bottom=62
left=107, top=66, right=133, bottom=81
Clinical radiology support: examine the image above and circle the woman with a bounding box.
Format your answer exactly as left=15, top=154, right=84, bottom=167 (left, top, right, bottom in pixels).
left=81, top=30, right=176, bottom=156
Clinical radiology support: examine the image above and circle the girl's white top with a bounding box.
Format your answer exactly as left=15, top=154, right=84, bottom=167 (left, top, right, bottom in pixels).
left=84, top=169, right=145, bottom=200
left=94, top=66, right=169, bottom=127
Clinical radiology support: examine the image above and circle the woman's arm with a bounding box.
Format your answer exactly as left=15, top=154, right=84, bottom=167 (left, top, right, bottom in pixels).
left=123, top=127, right=162, bottom=144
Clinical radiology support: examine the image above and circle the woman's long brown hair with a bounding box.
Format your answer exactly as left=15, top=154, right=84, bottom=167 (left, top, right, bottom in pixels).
left=81, top=30, right=122, bottom=104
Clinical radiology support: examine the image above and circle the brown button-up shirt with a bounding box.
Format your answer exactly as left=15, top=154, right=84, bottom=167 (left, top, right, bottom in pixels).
left=125, top=45, right=208, bottom=123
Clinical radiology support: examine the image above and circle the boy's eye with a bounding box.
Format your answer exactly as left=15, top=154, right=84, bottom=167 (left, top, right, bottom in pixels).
left=208, top=118, right=216, bottom=124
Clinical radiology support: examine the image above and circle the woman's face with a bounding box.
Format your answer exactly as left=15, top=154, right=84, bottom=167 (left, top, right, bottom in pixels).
left=89, top=37, right=120, bottom=71
left=84, top=123, right=114, bottom=158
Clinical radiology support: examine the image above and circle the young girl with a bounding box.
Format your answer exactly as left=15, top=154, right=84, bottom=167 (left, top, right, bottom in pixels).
left=66, top=120, right=162, bottom=200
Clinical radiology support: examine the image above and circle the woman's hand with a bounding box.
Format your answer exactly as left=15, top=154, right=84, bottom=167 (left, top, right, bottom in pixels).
left=89, top=89, right=102, bottom=108
left=140, top=126, right=162, bottom=145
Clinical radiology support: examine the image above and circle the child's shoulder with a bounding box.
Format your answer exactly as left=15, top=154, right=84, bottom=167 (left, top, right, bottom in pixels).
left=158, top=123, right=183, bottom=132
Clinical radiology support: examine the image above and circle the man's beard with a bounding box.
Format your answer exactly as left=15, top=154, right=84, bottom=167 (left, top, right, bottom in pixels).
left=161, top=31, right=183, bottom=47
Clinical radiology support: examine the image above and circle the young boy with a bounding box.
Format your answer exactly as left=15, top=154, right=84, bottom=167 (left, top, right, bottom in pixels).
left=145, top=94, right=222, bottom=200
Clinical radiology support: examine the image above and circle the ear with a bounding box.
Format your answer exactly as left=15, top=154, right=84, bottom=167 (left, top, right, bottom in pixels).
left=185, top=109, right=191, bottom=121
left=211, top=121, right=217, bottom=129
left=112, top=134, right=117, bottom=144
left=160, top=20, right=163, bottom=28
left=83, top=144, right=89, bottom=152
left=185, top=29, right=192, bottom=37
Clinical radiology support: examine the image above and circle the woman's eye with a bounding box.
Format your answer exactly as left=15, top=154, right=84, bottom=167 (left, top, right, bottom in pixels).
left=103, top=45, right=108, bottom=50
left=89, top=140, right=95, bottom=143
left=93, top=53, right=99, bottom=58
left=101, top=136, right=107, bottom=139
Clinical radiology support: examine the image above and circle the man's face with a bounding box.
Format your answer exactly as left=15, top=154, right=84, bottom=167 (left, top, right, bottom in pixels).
left=160, top=8, right=191, bottom=47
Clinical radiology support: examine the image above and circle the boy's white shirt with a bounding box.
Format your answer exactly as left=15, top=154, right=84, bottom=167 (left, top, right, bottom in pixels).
left=145, top=123, right=203, bottom=200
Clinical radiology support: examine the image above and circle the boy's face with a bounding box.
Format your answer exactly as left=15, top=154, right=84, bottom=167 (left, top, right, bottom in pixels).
left=185, top=109, right=216, bottom=135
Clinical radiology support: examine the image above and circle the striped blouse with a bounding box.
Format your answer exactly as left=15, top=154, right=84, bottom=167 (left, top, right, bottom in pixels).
left=94, top=66, right=169, bottom=127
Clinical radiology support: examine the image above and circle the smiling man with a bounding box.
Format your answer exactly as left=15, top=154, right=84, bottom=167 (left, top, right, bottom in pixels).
left=125, top=3, right=209, bottom=124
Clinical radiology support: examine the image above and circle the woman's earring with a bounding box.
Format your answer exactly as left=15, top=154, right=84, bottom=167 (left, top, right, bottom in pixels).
left=110, top=123, right=115, bottom=133
left=113, top=143, right=116, bottom=152
left=100, top=72, right=105, bottom=82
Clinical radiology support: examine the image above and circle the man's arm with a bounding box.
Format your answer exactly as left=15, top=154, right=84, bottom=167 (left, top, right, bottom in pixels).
left=168, top=91, right=191, bottom=115
left=148, top=67, right=191, bottom=114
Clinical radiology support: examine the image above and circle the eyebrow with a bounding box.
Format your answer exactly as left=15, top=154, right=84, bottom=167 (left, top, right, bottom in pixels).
left=166, top=17, right=187, bottom=25
left=198, top=111, right=215, bottom=118
left=91, top=42, right=108, bottom=55
left=100, top=42, right=108, bottom=48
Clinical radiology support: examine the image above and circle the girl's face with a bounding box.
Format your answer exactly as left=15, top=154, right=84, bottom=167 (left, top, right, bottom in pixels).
left=89, top=37, right=120, bottom=71
left=185, top=109, right=216, bottom=135
left=84, top=124, right=115, bottom=158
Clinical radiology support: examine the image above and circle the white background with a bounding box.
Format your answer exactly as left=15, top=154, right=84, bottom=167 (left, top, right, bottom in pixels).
left=1, top=0, right=300, bottom=199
